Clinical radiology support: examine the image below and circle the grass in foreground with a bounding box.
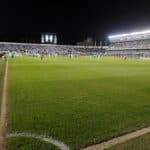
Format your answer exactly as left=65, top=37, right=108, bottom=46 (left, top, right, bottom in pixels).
left=8, top=57, right=150, bottom=149
left=7, top=137, right=60, bottom=150
left=0, top=59, right=5, bottom=106
left=106, top=133, right=150, bottom=150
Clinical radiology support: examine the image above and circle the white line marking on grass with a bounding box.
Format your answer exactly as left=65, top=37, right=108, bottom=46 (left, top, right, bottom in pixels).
left=81, top=126, right=150, bottom=150
left=7, top=133, right=70, bottom=150
left=0, top=60, right=8, bottom=150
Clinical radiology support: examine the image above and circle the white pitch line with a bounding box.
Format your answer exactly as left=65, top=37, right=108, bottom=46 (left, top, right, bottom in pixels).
left=7, top=133, right=70, bottom=150
left=81, top=126, right=150, bottom=150
left=0, top=60, right=8, bottom=150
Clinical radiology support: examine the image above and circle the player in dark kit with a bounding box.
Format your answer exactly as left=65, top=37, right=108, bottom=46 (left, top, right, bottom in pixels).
left=41, top=54, right=44, bottom=60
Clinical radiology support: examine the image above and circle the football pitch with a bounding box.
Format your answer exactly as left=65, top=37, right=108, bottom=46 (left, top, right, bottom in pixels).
left=0, top=60, right=5, bottom=107
left=7, top=57, right=150, bottom=150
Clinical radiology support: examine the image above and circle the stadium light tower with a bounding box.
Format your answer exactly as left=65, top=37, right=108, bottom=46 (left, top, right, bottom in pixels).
left=41, top=33, right=57, bottom=44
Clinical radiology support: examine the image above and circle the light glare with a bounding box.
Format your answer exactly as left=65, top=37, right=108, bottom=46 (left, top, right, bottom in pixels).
left=49, top=35, right=53, bottom=42
left=45, top=35, right=49, bottom=42
left=109, top=30, right=150, bottom=39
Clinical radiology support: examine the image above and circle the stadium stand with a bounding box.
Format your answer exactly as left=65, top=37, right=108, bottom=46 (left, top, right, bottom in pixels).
left=0, top=42, right=105, bottom=57
left=107, top=30, right=150, bottom=58
left=1, top=29, right=150, bottom=59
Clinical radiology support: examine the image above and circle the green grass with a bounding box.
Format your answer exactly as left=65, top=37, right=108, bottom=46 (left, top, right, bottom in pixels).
left=8, top=57, right=150, bottom=149
left=106, top=133, right=150, bottom=150
left=7, top=137, right=60, bottom=150
left=0, top=59, right=5, bottom=106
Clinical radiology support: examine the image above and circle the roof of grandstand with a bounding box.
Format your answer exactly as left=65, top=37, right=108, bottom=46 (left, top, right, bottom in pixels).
left=108, top=30, right=150, bottom=43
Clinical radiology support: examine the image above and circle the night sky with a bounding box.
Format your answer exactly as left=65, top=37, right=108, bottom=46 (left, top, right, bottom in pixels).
left=1, top=0, right=150, bottom=44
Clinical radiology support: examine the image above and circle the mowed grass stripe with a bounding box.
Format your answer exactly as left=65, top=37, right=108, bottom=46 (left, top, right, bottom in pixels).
left=8, top=57, right=150, bottom=149
left=0, top=60, right=3, bottom=103
left=0, top=59, right=5, bottom=109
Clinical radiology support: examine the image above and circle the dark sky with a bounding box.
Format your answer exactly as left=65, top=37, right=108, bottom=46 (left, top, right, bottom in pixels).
left=1, top=0, right=150, bottom=44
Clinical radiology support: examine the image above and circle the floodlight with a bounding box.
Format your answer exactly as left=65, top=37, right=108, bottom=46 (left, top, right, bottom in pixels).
left=49, top=35, right=53, bottom=42
left=41, top=33, right=57, bottom=44
left=41, top=38, right=44, bottom=43
left=109, top=30, right=150, bottom=39
left=45, top=35, right=49, bottom=42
